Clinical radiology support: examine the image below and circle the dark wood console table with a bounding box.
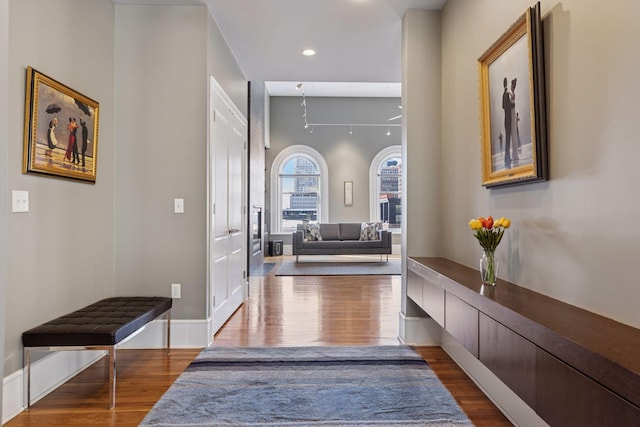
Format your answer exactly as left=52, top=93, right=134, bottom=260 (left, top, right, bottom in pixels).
left=407, top=257, right=640, bottom=426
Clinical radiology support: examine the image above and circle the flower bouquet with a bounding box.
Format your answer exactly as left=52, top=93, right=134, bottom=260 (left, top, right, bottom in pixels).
left=468, top=216, right=511, bottom=286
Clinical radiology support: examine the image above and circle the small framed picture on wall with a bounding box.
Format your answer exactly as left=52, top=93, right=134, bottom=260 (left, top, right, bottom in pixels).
left=344, top=181, right=353, bottom=206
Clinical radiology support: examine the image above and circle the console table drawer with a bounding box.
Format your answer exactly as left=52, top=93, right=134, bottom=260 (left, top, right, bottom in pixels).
left=445, top=293, right=478, bottom=357
left=422, top=277, right=445, bottom=327
left=407, top=270, right=423, bottom=306
left=407, top=269, right=444, bottom=327
left=479, top=313, right=536, bottom=408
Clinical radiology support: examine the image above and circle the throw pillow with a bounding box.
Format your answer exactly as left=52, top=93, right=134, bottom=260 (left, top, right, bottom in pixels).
left=303, top=224, right=323, bottom=241
left=359, top=222, right=381, bottom=241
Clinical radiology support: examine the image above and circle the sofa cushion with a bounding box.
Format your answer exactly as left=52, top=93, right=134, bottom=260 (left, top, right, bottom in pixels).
left=360, top=222, right=381, bottom=241
left=342, top=240, right=383, bottom=249
left=320, top=224, right=340, bottom=240
left=302, top=240, right=343, bottom=250
left=339, top=223, right=362, bottom=240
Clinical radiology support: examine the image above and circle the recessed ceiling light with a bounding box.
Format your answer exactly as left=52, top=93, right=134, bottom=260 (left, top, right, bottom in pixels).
left=302, top=49, right=316, bottom=57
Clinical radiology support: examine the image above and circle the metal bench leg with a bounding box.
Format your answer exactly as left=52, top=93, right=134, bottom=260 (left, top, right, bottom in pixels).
left=167, top=309, right=171, bottom=355
left=109, top=346, right=116, bottom=409
left=25, top=348, right=32, bottom=409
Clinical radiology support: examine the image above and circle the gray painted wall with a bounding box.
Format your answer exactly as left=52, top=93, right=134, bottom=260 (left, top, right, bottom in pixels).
left=249, top=81, right=266, bottom=273
left=207, top=13, right=248, bottom=119
left=267, top=96, right=401, bottom=243
left=402, top=9, right=441, bottom=319
left=5, top=0, right=115, bottom=375
left=439, top=0, right=640, bottom=329
left=114, top=5, right=247, bottom=319
left=114, top=5, right=208, bottom=320
left=2, top=1, right=246, bottom=379
left=0, top=0, right=8, bottom=417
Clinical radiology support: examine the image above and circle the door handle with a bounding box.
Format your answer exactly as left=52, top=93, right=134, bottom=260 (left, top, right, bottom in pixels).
left=228, top=228, right=240, bottom=234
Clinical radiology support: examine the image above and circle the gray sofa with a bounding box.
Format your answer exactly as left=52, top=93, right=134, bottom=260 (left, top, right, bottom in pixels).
left=292, top=222, right=391, bottom=262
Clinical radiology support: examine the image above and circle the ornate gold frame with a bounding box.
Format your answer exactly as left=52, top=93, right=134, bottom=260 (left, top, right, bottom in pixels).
left=23, top=66, right=100, bottom=183
left=478, top=3, right=547, bottom=188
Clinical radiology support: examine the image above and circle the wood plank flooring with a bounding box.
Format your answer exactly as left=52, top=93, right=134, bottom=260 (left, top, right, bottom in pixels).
left=5, top=255, right=511, bottom=426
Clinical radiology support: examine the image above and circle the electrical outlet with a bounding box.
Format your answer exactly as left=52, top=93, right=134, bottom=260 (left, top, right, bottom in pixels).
left=12, top=190, right=29, bottom=213
left=171, top=283, right=181, bottom=299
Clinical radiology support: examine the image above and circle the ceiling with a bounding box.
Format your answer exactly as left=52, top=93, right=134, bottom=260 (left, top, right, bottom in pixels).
left=113, top=0, right=447, bottom=96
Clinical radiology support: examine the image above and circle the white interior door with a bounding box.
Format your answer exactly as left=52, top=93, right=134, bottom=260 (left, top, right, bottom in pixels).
left=210, top=78, right=247, bottom=335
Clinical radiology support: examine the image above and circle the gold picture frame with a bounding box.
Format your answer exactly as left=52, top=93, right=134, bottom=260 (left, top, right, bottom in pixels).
left=478, top=2, right=547, bottom=188
left=23, top=66, right=100, bottom=183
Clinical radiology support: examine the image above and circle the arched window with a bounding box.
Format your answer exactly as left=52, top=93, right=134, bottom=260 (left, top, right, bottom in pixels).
left=271, top=145, right=328, bottom=234
left=369, top=146, right=402, bottom=232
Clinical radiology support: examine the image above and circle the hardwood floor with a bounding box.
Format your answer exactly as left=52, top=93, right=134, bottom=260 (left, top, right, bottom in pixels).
left=5, top=255, right=511, bottom=426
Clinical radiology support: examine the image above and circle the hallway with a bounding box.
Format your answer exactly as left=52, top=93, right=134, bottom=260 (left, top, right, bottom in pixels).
left=6, top=257, right=510, bottom=426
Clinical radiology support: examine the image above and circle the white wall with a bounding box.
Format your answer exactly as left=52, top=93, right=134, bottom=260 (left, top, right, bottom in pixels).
left=6, top=0, right=115, bottom=375
left=440, top=0, right=640, bottom=329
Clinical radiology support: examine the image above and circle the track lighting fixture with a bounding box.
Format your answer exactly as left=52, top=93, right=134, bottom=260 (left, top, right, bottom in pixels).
left=295, top=82, right=401, bottom=136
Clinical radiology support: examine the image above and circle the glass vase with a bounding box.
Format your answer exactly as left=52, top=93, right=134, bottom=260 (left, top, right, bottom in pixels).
left=480, top=250, right=499, bottom=286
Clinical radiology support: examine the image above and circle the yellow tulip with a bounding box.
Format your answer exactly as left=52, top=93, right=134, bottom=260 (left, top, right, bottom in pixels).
left=469, top=219, right=482, bottom=230
left=495, top=217, right=504, bottom=227
left=503, top=218, right=511, bottom=228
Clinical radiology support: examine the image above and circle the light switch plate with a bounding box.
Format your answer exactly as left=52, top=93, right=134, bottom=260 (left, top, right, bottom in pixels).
left=12, top=190, right=29, bottom=213
left=174, top=198, right=184, bottom=214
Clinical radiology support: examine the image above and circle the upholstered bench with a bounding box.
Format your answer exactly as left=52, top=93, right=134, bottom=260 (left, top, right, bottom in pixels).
left=22, top=296, right=172, bottom=409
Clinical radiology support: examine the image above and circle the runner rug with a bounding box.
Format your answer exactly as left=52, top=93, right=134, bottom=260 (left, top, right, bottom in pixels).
left=139, top=345, right=472, bottom=426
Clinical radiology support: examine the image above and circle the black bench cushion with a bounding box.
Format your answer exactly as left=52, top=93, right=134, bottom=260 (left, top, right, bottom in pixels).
left=22, top=297, right=172, bottom=347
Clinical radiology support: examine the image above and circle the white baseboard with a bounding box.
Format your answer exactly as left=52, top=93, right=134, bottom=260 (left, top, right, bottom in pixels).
left=2, top=349, right=105, bottom=423
left=441, top=331, right=549, bottom=427
left=398, top=312, right=442, bottom=345
left=118, top=318, right=211, bottom=349
left=2, top=318, right=210, bottom=424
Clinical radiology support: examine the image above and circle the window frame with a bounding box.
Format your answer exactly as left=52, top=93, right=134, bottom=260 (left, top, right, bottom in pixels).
left=369, top=145, right=402, bottom=232
left=271, top=145, right=329, bottom=234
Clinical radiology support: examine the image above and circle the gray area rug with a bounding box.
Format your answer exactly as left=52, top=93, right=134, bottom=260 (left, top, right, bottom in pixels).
left=275, top=258, right=401, bottom=276
left=139, top=345, right=472, bottom=426
left=251, top=262, right=276, bottom=277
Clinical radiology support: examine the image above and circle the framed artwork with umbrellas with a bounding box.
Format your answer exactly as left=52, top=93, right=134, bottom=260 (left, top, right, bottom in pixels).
left=23, top=66, right=100, bottom=183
